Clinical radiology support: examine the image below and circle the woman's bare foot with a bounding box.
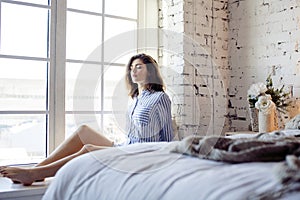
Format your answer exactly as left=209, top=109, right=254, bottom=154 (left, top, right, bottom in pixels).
left=0, top=165, right=45, bottom=184
left=0, top=166, right=38, bottom=186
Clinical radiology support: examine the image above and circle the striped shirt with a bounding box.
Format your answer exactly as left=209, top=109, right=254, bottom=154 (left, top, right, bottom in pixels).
left=127, top=90, right=174, bottom=144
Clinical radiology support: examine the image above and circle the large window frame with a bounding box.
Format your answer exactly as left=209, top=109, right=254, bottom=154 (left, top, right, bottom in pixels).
left=0, top=0, right=51, bottom=164
left=0, top=0, right=158, bottom=162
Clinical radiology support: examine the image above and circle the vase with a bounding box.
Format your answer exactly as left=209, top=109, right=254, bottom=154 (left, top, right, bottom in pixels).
left=249, top=107, right=259, bottom=132
left=258, top=109, right=277, bottom=133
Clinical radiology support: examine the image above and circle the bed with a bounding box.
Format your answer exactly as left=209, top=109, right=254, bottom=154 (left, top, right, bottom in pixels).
left=42, top=130, right=300, bottom=200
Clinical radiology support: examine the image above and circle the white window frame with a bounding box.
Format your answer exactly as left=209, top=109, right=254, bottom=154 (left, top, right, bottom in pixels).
left=49, top=0, right=158, bottom=153
left=0, top=0, right=52, bottom=160
left=0, top=0, right=158, bottom=157
left=138, top=0, right=159, bottom=58
left=48, top=0, right=66, bottom=153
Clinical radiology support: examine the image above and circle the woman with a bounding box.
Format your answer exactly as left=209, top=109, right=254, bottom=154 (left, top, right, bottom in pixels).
left=0, top=53, right=174, bottom=186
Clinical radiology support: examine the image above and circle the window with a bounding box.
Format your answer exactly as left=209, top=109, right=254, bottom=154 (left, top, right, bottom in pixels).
left=65, top=0, right=138, bottom=144
left=0, top=0, right=50, bottom=165
left=0, top=0, right=148, bottom=165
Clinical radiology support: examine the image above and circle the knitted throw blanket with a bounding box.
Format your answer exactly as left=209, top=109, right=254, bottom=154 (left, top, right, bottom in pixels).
left=169, top=131, right=300, bottom=198
left=169, top=132, right=300, bottom=163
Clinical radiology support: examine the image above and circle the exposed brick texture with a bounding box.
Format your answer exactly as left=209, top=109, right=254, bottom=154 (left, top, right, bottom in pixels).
left=159, top=0, right=300, bottom=138
left=159, top=0, right=229, bottom=138
left=228, top=0, right=300, bottom=131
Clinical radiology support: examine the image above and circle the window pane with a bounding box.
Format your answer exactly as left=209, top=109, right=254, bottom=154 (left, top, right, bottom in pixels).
left=104, top=17, right=137, bottom=42
left=65, top=114, right=101, bottom=138
left=67, top=0, right=102, bottom=13
left=104, top=18, right=137, bottom=62
left=66, top=12, right=102, bottom=61
left=9, top=0, right=49, bottom=5
left=0, top=59, right=47, bottom=111
left=0, top=114, right=46, bottom=165
left=105, top=0, right=137, bottom=19
left=103, top=114, right=128, bottom=145
left=0, top=3, right=49, bottom=58
left=107, top=52, right=137, bottom=67
left=66, top=62, right=102, bottom=111
left=103, top=65, right=128, bottom=111
left=66, top=113, right=128, bottom=144
left=66, top=113, right=126, bottom=143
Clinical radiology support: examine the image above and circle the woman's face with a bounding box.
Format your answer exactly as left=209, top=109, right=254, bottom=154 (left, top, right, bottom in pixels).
left=130, top=58, right=148, bottom=86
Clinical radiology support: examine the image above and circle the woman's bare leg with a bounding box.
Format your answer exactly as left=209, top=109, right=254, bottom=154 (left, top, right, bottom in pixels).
left=0, top=144, right=108, bottom=186
left=37, top=125, right=113, bottom=167
left=2, top=125, right=113, bottom=184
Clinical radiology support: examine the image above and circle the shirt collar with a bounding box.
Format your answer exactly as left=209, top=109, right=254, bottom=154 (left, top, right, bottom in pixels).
left=137, top=90, right=150, bottom=99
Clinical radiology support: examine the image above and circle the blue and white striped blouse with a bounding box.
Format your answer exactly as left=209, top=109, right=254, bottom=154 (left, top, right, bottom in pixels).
left=127, top=90, right=174, bottom=144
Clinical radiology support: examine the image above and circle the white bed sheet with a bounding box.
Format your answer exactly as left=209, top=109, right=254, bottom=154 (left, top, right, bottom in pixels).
left=42, top=139, right=300, bottom=200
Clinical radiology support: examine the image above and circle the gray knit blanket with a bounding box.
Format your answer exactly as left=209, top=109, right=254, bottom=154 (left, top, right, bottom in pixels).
left=169, top=130, right=300, bottom=199
left=169, top=131, right=300, bottom=163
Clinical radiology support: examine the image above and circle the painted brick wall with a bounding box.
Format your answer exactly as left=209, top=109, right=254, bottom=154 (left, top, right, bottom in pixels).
left=159, top=0, right=300, bottom=137
left=228, top=0, right=300, bottom=131
left=159, top=0, right=229, bottom=138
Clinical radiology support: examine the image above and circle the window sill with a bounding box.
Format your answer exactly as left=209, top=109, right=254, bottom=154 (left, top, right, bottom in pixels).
left=0, top=177, right=53, bottom=200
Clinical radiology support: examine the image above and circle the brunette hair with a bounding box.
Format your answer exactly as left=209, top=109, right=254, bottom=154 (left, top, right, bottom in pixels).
left=125, top=53, right=165, bottom=98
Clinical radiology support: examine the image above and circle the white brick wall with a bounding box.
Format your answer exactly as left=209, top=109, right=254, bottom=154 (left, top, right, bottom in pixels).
left=159, top=0, right=229, bottom=137
left=228, top=0, right=300, bottom=131
left=159, top=0, right=300, bottom=137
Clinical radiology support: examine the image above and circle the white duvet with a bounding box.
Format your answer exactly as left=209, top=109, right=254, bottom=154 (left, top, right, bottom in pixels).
left=43, top=141, right=300, bottom=200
